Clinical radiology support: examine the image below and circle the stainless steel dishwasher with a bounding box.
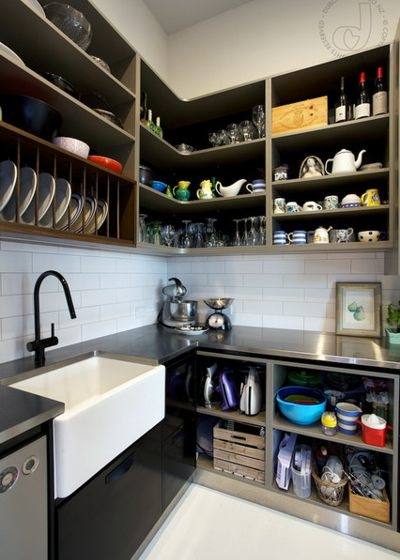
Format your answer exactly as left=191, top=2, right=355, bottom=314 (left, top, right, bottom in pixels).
left=0, top=436, right=48, bottom=559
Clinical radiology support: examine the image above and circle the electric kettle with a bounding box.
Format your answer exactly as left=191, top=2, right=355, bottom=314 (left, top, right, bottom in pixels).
left=240, top=366, right=262, bottom=416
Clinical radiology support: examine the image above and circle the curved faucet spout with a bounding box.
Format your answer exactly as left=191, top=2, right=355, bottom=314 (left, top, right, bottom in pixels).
left=28, top=270, right=77, bottom=367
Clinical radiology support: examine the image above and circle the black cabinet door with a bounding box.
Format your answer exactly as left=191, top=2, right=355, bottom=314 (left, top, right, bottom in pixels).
left=163, top=354, right=196, bottom=510
left=57, top=425, right=162, bottom=560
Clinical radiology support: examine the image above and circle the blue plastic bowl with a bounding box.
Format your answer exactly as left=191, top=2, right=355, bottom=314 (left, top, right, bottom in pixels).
left=152, top=180, right=167, bottom=192
left=276, top=386, right=326, bottom=426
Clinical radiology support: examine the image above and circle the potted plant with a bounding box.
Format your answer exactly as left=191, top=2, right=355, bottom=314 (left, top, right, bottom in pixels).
left=386, top=302, right=400, bottom=344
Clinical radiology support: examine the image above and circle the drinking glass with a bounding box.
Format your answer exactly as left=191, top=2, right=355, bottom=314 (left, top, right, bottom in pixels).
left=209, top=132, right=218, bottom=147
left=152, top=221, right=162, bottom=245
left=206, top=218, right=218, bottom=247
left=248, top=216, right=258, bottom=246
left=241, top=218, right=249, bottom=246
left=218, top=129, right=230, bottom=145
left=161, top=224, right=175, bottom=247
left=258, top=216, right=267, bottom=245
left=139, top=214, right=147, bottom=243
left=233, top=219, right=242, bottom=246
left=239, top=120, right=257, bottom=141
left=252, top=105, right=265, bottom=138
left=193, top=223, right=205, bottom=248
left=226, top=123, right=242, bottom=144
left=181, top=220, right=192, bottom=248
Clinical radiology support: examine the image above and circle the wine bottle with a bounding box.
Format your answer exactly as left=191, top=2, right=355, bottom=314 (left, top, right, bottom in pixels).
left=335, top=76, right=348, bottom=123
left=155, top=116, right=163, bottom=138
left=372, top=67, right=388, bottom=116
left=354, top=71, right=370, bottom=119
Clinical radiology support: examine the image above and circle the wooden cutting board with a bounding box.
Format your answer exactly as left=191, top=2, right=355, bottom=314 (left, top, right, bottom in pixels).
left=272, top=96, right=328, bottom=135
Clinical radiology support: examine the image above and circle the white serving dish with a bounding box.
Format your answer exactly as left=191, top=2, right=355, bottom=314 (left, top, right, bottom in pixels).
left=0, top=41, right=25, bottom=66
left=53, top=136, right=90, bottom=158
left=0, top=160, right=17, bottom=212
left=12, top=356, right=165, bottom=498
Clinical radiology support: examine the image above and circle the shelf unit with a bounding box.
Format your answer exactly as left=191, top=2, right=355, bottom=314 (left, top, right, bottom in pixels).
left=0, top=0, right=138, bottom=248
left=194, top=351, right=400, bottom=539
left=138, top=43, right=398, bottom=257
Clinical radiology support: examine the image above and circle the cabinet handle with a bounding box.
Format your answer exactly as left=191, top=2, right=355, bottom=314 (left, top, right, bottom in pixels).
left=105, top=453, right=135, bottom=485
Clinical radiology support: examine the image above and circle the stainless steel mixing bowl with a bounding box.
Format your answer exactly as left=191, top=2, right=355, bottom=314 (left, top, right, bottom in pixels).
left=203, top=298, right=234, bottom=310
left=169, top=300, right=198, bottom=322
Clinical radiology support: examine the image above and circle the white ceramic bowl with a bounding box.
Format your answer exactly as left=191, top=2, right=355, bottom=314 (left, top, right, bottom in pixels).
left=358, top=230, right=382, bottom=243
left=53, top=136, right=90, bottom=158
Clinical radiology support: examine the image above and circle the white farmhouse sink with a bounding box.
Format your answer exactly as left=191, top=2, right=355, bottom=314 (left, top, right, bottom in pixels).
left=12, top=356, right=165, bottom=498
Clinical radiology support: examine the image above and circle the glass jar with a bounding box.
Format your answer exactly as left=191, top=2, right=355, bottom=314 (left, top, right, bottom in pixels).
left=321, top=411, right=337, bottom=436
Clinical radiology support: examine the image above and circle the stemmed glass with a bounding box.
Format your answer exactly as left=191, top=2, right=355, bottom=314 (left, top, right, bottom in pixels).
left=241, top=218, right=249, bottom=246
left=181, top=220, right=192, bottom=248
left=233, top=219, right=242, bottom=246
left=239, top=120, right=257, bottom=141
left=206, top=218, right=218, bottom=247
left=193, top=223, right=205, bottom=248
left=208, top=132, right=218, bottom=147
left=252, top=105, right=265, bottom=138
left=248, top=216, right=258, bottom=246
left=161, top=224, right=175, bottom=247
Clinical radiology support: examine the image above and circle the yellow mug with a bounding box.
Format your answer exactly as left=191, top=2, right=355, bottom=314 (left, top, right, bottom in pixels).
left=361, top=188, right=380, bottom=207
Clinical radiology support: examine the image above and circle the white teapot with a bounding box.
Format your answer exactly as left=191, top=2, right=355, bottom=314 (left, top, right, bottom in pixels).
left=325, top=149, right=366, bottom=175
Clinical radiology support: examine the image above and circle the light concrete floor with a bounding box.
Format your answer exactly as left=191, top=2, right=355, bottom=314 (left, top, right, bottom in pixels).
left=140, top=484, right=399, bottom=560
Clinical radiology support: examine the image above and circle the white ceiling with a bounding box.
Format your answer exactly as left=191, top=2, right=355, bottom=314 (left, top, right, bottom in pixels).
left=143, top=0, right=253, bottom=34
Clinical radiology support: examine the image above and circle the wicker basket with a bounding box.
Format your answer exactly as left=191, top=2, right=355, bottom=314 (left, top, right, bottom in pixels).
left=312, top=466, right=348, bottom=506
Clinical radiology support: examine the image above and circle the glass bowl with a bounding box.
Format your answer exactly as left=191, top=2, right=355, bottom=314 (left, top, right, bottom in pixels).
left=44, top=3, right=92, bottom=51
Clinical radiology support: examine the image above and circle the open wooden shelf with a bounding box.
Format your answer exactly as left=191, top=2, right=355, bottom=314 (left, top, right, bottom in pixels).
left=273, top=413, right=393, bottom=455
left=270, top=241, right=392, bottom=252
left=197, top=405, right=266, bottom=428
left=0, top=0, right=135, bottom=108
left=273, top=205, right=390, bottom=221
left=271, top=168, right=390, bottom=193
left=271, top=114, right=389, bottom=148
left=140, top=124, right=265, bottom=170
left=0, top=53, right=135, bottom=156
left=139, top=184, right=266, bottom=214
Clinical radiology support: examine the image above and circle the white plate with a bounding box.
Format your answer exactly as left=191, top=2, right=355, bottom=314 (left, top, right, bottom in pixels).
left=39, top=177, right=72, bottom=228
left=0, top=167, right=37, bottom=222
left=0, top=161, right=17, bottom=212
left=25, top=0, right=46, bottom=18
left=21, top=172, right=56, bottom=224
left=0, top=42, right=25, bottom=67
left=72, top=197, right=97, bottom=233
left=85, top=200, right=108, bottom=234
left=57, top=193, right=83, bottom=231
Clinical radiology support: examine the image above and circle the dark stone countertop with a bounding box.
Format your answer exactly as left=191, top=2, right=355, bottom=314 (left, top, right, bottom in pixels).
left=1, top=324, right=400, bottom=445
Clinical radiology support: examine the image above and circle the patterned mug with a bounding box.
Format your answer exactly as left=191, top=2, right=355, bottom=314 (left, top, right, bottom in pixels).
left=324, top=195, right=339, bottom=210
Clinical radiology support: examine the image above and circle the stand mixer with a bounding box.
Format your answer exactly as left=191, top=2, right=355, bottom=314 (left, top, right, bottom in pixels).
left=159, top=277, right=198, bottom=329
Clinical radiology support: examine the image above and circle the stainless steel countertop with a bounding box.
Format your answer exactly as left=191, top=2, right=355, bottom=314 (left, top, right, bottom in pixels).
left=0, top=324, right=399, bottom=445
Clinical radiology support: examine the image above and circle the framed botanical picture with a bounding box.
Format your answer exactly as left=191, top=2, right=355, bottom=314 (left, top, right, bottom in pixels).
left=336, top=282, right=382, bottom=338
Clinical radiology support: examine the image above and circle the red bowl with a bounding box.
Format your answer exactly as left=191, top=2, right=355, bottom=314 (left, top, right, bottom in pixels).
left=88, top=155, right=123, bottom=174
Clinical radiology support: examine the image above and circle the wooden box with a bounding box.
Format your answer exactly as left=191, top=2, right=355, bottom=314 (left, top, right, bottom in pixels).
left=213, top=424, right=265, bottom=484
left=272, top=96, right=328, bottom=135
left=348, top=487, right=390, bottom=524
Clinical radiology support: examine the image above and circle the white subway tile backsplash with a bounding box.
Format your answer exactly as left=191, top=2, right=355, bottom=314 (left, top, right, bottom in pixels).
left=0, top=244, right=166, bottom=363
left=172, top=252, right=395, bottom=334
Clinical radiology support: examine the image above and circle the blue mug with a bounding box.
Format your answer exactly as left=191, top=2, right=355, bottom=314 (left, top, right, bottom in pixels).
left=273, top=230, right=288, bottom=245
left=288, top=230, right=307, bottom=244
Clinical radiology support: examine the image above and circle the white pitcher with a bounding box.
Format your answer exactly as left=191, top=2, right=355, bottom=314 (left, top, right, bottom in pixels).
left=325, top=149, right=366, bottom=175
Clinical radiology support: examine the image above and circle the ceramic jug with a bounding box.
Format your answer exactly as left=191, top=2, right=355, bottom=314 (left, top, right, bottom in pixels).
left=313, top=226, right=332, bottom=244
left=215, top=178, right=246, bottom=198
left=325, top=149, right=366, bottom=175
left=361, top=188, right=381, bottom=207
left=173, top=180, right=191, bottom=201
left=197, top=179, right=215, bottom=200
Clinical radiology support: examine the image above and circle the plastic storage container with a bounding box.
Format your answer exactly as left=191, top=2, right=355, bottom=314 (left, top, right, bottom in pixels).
left=360, top=414, right=388, bottom=447
left=291, top=444, right=312, bottom=498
